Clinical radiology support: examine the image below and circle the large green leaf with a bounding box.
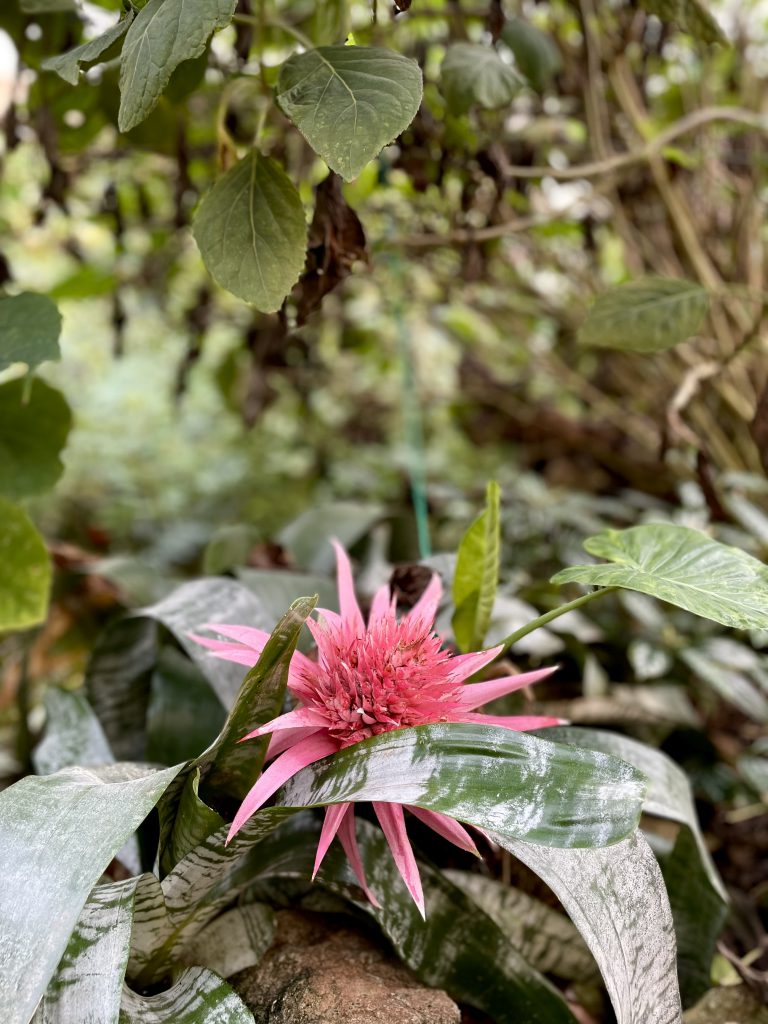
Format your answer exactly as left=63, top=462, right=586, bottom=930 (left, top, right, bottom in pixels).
left=42, top=10, right=133, bottom=85
left=33, top=687, right=114, bottom=776
left=577, top=278, right=709, bottom=353
left=0, top=498, right=51, bottom=632
left=31, top=877, right=140, bottom=1024
left=275, top=46, right=423, bottom=181
left=120, top=966, right=254, bottom=1023
left=193, top=152, right=307, bottom=312
left=440, top=43, right=521, bottom=115
left=495, top=831, right=682, bottom=1024
left=146, top=647, right=227, bottom=766
left=638, top=0, right=726, bottom=44
left=0, top=292, right=62, bottom=373
left=500, top=17, right=562, bottom=93
left=452, top=480, right=501, bottom=653
left=278, top=501, right=382, bottom=573
left=0, top=378, right=72, bottom=499
left=552, top=523, right=768, bottom=630
left=118, top=0, right=236, bottom=131
left=278, top=722, right=645, bottom=848
left=0, top=763, right=181, bottom=1024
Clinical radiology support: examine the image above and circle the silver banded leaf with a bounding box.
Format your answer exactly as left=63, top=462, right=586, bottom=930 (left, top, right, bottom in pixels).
left=577, top=278, right=709, bottom=353
left=118, top=0, right=236, bottom=132
left=193, top=152, right=307, bottom=312
left=0, top=292, right=61, bottom=372
left=552, top=523, right=768, bottom=630
left=33, top=687, right=114, bottom=777
left=0, top=763, right=181, bottom=1024
left=278, top=722, right=646, bottom=848
left=494, top=831, right=683, bottom=1024
left=120, top=966, right=254, bottom=1023
left=32, top=878, right=140, bottom=1024
left=440, top=43, right=521, bottom=114
left=275, top=46, right=423, bottom=181
left=0, top=498, right=51, bottom=631
left=43, top=11, right=133, bottom=85
left=178, top=904, right=276, bottom=979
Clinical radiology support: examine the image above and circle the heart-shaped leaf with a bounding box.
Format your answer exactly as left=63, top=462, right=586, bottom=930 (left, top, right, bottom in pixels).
left=0, top=292, right=61, bottom=373
left=193, top=152, right=307, bottom=311
left=500, top=17, right=562, bottom=92
left=0, top=499, right=51, bottom=632
left=0, top=378, right=72, bottom=500
left=275, top=46, right=423, bottom=181
left=578, top=278, right=709, bottom=353
left=440, top=43, right=521, bottom=114
left=552, top=523, right=768, bottom=630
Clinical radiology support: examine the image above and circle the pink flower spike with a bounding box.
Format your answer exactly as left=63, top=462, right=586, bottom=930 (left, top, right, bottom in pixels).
left=373, top=802, right=425, bottom=919
left=337, top=808, right=381, bottom=908
left=457, top=712, right=564, bottom=731
left=406, top=806, right=480, bottom=857
left=266, top=727, right=323, bottom=760
left=226, top=733, right=337, bottom=843
left=406, top=574, right=442, bottom=626
left=447, top=645, right=504, bottom=682
left=202, top=623, right=272, bottom=650
left=457, top=665, right=559, bottom=710
left=313, top=803, right=351, bottom=878
left=240, top=706, right=328, bottom=742
left=367, top=583, right=393, bottom=627
left=186, top=636, right=261, bottom=668
left=331, top=539, right=365, bottom=635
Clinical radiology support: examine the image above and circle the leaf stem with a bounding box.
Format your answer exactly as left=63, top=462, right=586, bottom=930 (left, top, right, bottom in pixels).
left=497, top=587, right=616, bottom=653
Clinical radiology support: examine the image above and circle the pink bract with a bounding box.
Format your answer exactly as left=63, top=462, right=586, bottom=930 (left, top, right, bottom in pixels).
left=191, top=541, right=559, bottom=916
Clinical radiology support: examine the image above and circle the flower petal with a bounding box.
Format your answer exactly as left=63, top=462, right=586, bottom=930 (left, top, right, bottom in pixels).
left=187, top=637, right=260, bottom=668
left=313, top=802, right=351, bottom=878
left=405, top=573, right=442, bottom=627
left=332, top=539, right=365, bottom=635
left=337, top=806, right=381, bottom=907
left=406, top=805, right=479, bottom=856
left=201, top=623, right=271, bottom=650
left=226, top=734, right=337, bottom=843
left=447, top=644, right=503, bottom=682
left=456, top=712, right=565, bottom=731
left=373, top=802, right=425, bottom=918
left=367, top=583, right=393, bottom=627
left=266, top=726, right=322, bottom=760
left=457, top=665, right=558, bottom=710
left=240, top=706, right=328, bottom=742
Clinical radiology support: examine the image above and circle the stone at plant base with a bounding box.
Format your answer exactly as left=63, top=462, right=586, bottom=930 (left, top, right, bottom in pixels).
left=682, top=985, right=768, bottom=1024
left=231, top=910, right=461, bottom=1024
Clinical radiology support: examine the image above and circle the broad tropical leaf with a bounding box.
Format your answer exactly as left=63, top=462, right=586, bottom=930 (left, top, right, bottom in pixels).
left=0, top=292, right=61, bottom=372
left=118, top=0, right=236, bottom=131
left=578, top=278, right=709, bottom=352
left=193, top=152, right=307, bottom=312
left=440, top=43, right=521, bottom=114
left=0, top=378, right=72, bottom=499
left=43, top=11, right=134, bottom=85
left=0, top=763, right=181, bottom=1024
left=552, top=523, right=768, bottom=630
left=495, top=831, right=683, bottom=1024
left=500, top=17, right=562, bottom=93
left=275, top=46, right=423, bottom=181
left=0, top=499, right=51, bottom=632
left=452, top=480, right=501, bottom=652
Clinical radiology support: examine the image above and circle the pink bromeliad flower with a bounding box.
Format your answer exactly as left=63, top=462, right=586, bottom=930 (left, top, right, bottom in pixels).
left=192, top=542, right=559, bottom=915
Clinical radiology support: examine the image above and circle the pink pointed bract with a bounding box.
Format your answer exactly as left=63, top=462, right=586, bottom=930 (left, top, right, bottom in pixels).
left=192, top=540, right=560, bottom=916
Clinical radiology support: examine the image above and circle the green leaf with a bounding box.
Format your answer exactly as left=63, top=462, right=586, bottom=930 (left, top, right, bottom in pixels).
left=0, top=378, right=72, bottom=500
left=552, top=523, right=768, bottom=630
left=278, top=501, right=382, bottom=573
left=120, top=965, right=254, bottom=1022
left=452, top=480, right=501, bottom=653
left=275, top=46, right=423, bottom=181
left=440, top=43, right=521, bottom=115
left=0, top=763, right=182, bottom=1024
left=0, top=292, right=62, bottom=373
left=638, top=0, right=726, bottom=44
left=42, top=10, right=133, bottom=85
left=178, top=904, right=276, bottom=979
left=161, top=768, right=225, bottom=875
left=118, top=0, right=235, bottom=132
left=146, top=647, right=227, bottom=766
left=33, top=687, right=114, bottom=776
left=0, top=498, right=51, bottom=632
left=495, top=831, right=682, bottom=1024
left=279, top=722, right=645, bottom=849
left=194, top=596, right=317, bottom=813
left=19, top=0, right=75, bottom=11
left=193, top=152, right=307, bottom=312
left=578, top=278, right=709, bottom=353
left=32, top=878, right=140, bottom=1024
left=500, top=17, right=562, bottom=93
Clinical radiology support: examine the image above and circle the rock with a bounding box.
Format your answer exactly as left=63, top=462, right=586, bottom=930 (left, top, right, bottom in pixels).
left=682, top=985, right=768, bottom=1024
left=231, top=910, right=461, bottom=1024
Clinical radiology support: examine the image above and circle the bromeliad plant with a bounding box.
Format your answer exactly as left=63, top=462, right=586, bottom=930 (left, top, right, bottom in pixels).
left=5, top=485, right=768, bottom=1024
